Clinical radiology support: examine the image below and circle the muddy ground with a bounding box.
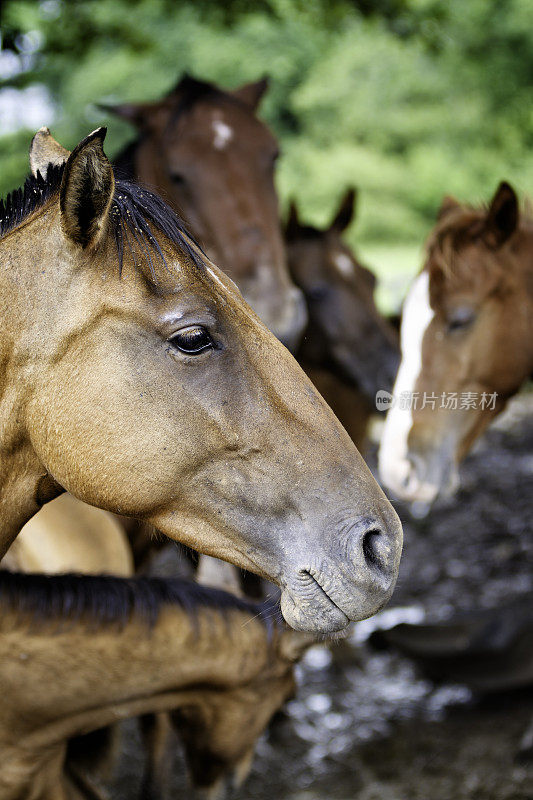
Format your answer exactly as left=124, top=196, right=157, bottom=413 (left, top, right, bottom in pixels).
left=109, top=392, right=533, bottom=799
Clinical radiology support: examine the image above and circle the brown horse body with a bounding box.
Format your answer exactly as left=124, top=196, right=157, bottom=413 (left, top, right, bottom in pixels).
left=109, top=76, right=307, bottom=351
left=379, top=182, right=533, bottom=503
left=1, top=500, right=182, bottom=800
left=0, top=571, right=307, bottom=800
left=0, top=127, right=402, bottom=634
left=286, top=190, right=400, bottom=450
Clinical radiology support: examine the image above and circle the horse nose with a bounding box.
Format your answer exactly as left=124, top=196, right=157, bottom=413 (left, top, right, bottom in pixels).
left=362, top=527, right=393, bottom=576
left=349, top=515, right=401, bottom=590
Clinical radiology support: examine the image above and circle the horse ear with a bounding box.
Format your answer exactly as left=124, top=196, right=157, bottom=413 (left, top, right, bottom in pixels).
left=437, top=195, right=460, bottom=221
left=279, top=629, right=317, bottom=662
left=232, top=77, right=269, bottom=110
left=29, top=127, right=70, bottom=178
left=99, top=102, right=149, bottom=128
left=60, top=127, right=115, bottom=248
left=330, top=187, right=357, bottom=233
left=285, top=200, right=301, bottom=240
left=483, top=181, right=518, bottom=248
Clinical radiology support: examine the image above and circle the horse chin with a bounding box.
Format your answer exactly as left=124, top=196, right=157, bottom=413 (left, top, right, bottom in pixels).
left=280, top=569, right=396, bottom=634
left=280, top=585, right=350, bottom=634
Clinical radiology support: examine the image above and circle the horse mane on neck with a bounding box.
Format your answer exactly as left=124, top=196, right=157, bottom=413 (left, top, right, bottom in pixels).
left=0, top=570, right=279, bottom=631
left=0, top=163, right=206, bottom=281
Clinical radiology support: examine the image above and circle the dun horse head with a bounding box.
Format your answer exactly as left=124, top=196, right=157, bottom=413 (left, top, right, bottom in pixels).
left=286, top=189, right=400, bottom=400
left=0, top=571, right=313, bottom=800
left=379, top=182, right=533, bottom=504
left=0, top=127, right=402, bottom=634
left=106, top=75, right=307, bottom=351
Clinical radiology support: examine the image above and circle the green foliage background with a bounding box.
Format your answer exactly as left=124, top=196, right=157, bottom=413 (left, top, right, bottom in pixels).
left=2, top=0, right=533, bottom=297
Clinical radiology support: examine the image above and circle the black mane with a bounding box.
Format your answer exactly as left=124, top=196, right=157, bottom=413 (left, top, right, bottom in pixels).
left=0, top=163, right=64, bottom=240
left=0, top=163, right=206, bottom=279
left=0, top=570, right=280, bottom=632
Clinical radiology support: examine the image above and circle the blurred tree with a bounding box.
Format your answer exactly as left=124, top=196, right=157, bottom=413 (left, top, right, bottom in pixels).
left=1, top=0, right=532, bottom=259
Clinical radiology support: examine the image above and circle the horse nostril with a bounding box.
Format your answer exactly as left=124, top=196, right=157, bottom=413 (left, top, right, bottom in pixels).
left=362, top=527, right=385, bottom=572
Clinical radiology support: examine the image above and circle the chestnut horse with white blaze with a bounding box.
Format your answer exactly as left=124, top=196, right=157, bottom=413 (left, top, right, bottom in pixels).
left=106, top=76, right=307, bottom=351
left=0, top=127, right=402, bottom=634
left=379, top=181, right=533, bottom=504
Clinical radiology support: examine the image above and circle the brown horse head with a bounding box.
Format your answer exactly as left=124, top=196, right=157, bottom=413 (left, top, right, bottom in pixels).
left=0, top=571, right=312, bottom=800
left=106, top=75, right=307, bottom=351
left=379, top=181, right=533, bottom=504
left=286, top=189, right=400, bottom=399
left=0, top=128, right=402, bottom=634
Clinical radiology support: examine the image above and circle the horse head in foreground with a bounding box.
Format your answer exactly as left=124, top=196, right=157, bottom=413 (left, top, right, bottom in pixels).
left=379, top=181, right=533, bottom=504
left=286, top=189, right=399, bottom=400
left=107, top=75, right=307, bottom=350
left=0, top=127, right=402, bottom=633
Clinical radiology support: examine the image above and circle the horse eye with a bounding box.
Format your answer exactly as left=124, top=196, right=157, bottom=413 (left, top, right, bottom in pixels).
left=169, top=326, right=214, bottom=355
left=447, top=307, right=475, bottom=333
left=170, top=173, right=186, bottom=186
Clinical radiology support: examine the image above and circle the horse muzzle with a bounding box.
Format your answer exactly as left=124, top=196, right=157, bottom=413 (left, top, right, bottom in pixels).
left=380, top=448, right=459, bottom=506
left=279, top=513, right=403, bottom=634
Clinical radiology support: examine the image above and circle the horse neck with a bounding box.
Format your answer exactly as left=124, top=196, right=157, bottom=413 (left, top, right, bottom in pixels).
left=0, top=210, right=65, bottom=558
left=1, top=602, right=270, bottom=751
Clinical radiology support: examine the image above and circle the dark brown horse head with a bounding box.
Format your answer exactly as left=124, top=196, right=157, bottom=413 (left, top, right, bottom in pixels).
left=286, top=189, right=399, bottom=399
left=0, top=128, right=402, bottom=634
left=106, top=75, right=307, bottom=351
left=379, top=181, right=533, bottom=504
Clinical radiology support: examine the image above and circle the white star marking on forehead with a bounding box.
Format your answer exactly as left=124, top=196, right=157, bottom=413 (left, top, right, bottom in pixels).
left=333, top=252, right=354, bottom=278
left=212, top=118, right=234, bottom=150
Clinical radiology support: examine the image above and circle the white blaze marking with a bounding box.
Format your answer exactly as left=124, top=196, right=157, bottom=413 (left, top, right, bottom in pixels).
left=212, top=118, right=233, bottom=150
left=333, top=251, right=354, bottom=278
left=378, top=270, right=434, bottom=494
